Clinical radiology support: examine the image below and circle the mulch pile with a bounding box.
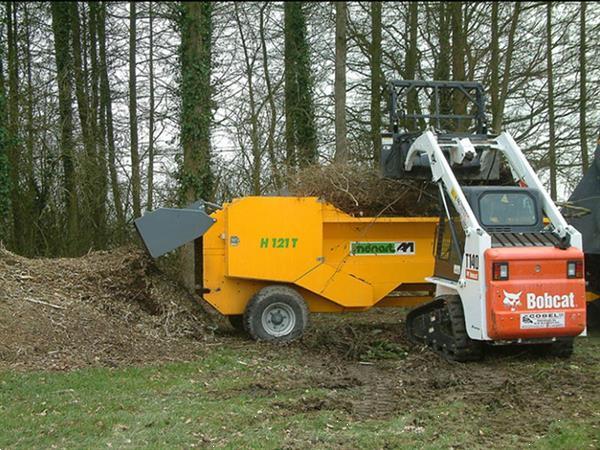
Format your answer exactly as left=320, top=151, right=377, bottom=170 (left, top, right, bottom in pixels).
left=289, top=164, right=439, bottom=217
left=0, top=246, right=216, bottom=371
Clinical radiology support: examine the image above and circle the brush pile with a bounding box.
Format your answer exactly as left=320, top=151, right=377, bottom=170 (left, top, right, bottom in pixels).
left=289, top=164, right=439, bottom=217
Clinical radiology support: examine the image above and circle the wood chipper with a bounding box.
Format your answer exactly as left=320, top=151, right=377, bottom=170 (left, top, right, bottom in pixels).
left=135, top=196, right=438, bottom=342
left=136, top=80, right=589, bottom=361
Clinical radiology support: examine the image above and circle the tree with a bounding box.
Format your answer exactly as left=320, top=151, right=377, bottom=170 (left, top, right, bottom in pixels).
left=333, top=2, right=347, bottom=163
left=433, top=3, right=452, bottom=129
left=370, top=1, right=382, bottom=165
left=547, top=2, right=557, bottom=200
left=98, top=1, right=125, bottom=235
left=180, top=2, right=213, bottom=290
left=147, top=1, right=156, bottom=210
left=6, top=2, right=23, bottom=252
left=70, top=2, right=105, bottom=248
left=234, top=3, right=262, bottom=195
left=451, top=2, right=467, bottom=130
left=129, top=1, right=141, bottom=218
left=579, top=1, right=588, bottom=174
left=51, top=2, right=78, bottom=254
left=284, top=2, right=317, bottom=169
left=404, top=1, right=423, bottom=130
left=490, top=3, right=521, bottom=133
left=0, top=39, right=10, bottom=242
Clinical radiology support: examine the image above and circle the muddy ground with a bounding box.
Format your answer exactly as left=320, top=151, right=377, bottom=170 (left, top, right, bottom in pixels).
left=1, top=248, right=599, bottom=446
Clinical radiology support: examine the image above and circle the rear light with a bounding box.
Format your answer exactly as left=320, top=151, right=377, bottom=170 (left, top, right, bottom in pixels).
left=567, top=260, right=583, bottom=279
left=493, top=262, right=509, bottom=280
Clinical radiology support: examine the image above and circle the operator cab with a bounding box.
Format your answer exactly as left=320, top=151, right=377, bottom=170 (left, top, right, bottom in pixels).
left=462, top=186, right=544, bottom=234
left=434, top=186, right=564, bottom=281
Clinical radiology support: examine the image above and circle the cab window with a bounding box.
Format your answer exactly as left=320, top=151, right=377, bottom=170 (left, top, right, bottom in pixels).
left=479, top=192, right=537, bottom=227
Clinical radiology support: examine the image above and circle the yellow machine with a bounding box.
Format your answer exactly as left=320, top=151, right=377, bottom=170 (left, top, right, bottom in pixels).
left=204, top=196, right=435, bottom=313
left=136, top=196, right=437, bottom=341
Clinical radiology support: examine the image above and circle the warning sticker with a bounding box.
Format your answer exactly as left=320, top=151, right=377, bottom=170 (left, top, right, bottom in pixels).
left=520, top=312, right=565, bottom=329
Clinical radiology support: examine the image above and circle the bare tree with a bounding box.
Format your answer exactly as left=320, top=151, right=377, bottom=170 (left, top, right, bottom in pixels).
left=547, top=2, right=557, bottom=200
left=370, top=1, right=382, bottom=165
left=334, top=2, right=348, bottom=163
left=579, top=1, right=588, bottom=174
left=129, top=1, right=141, bottom=218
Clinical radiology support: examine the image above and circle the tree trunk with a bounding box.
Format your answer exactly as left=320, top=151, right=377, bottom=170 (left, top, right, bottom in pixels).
left=51, top=2, right=79, bottom=254
left=98, top=1, right=125, bottom=235
left=370, top=1, right=382, bottom=166
left=294, top=3, right=317, bottom=168
left=333, top=1, right=347, bottom=164
left=0, top=54, right=9, bottom=243
left=259, top=4, right=281, bottom=190
left=450, top=2, right=467, bottom=131
left=547, top=2, right=557, bottom=200
left=89, top=1, right=107, bottom=246
left=490, top=3, right=520, bottom=133
left=147, top=1, right=155, bottom=210
left=235, top=3, right=261, bottom=195
left=490, top=2, right=500, bottom=132
left=404, top=1, right=423, bottom=130
left=284, top=2, right=296, bottom=171
left=6, top=2, right=23, bottom=252
left=70, top=2, right=96, bottom=250
left=129, top=1, right=141, bottom=219
left=284, top=2, right=317, bottom=169
left=180, top=2, right=213, bottom=291
left=579, top=1, right=588, bottom=174
left=23, top=3, right=39, bottom=254
left=434, top=3, right=452, bottom=129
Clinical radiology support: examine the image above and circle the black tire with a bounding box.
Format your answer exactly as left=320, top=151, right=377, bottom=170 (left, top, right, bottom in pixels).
left=587, top=299, right=600, bottom=331
left=244, top=285, right=309, bottom=342
left=534, top=337, right=574, bottom=359
left=227, top=315, right=245, bottom=331
left=444, top=295, right=484, bottom=362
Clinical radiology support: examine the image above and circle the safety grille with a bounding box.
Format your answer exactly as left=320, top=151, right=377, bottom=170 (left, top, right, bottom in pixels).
left=491, top=232, right=561, bottom=248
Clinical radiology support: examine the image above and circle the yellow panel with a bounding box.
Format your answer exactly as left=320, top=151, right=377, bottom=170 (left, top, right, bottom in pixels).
left=295, top=262, right=373, bottom=307
left=321, top=218, right=437, bottom=304
left=226, top=197, right=323, bottom=282
left=586, top=291, right=599, bottom=303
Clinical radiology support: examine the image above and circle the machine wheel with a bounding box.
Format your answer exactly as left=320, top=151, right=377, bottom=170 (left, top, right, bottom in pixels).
left=244, top=285, right=309, bottom=342
left=406, top=295, right=483, bottom=362
left=587, top=298, right=600, bottom=331
left=534, top=338, right=574, bottom=359
left=227, top=315, right=245, bottom=331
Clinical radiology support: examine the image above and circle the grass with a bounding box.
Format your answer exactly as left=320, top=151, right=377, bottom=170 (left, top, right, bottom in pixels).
left=1, top=339, right=599, bottom=449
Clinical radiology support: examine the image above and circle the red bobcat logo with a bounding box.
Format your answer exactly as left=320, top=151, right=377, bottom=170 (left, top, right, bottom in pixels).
left=503, top=290, right=522, bottom=312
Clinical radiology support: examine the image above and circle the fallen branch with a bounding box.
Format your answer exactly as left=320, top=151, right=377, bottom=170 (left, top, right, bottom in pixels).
left=24, top=297, right=65, bottom=310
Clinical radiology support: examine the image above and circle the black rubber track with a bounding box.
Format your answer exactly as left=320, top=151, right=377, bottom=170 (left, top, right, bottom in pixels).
left=406, top=295, right=483, bottom=362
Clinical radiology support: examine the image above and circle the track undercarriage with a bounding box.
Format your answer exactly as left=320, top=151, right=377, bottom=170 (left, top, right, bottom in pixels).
left=406, top=295, right=483, bottom=362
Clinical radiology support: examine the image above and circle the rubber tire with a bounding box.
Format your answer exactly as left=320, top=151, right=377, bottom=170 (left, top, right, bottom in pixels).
left=227, top=315, right=245, bottom=331
left=244, top=285, right=309, bottom=342
left=534, top=338, right=574, bottom=359
left=587, top=299, right=600, bottom=331
left=444, top=295, right=484, bottom=362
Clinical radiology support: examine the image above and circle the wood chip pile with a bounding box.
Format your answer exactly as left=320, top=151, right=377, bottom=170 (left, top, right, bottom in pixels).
left=0, top=246, right=214, bottom=371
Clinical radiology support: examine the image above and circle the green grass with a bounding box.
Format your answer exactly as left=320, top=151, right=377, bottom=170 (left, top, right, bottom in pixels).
left=1, top=342, right=599, bottom=449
